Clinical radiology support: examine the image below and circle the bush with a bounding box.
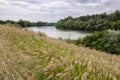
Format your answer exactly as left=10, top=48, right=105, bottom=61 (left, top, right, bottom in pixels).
left=75, top=30, right=120, bottom=54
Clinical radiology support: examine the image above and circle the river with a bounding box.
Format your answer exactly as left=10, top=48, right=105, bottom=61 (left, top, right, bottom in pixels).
left=27, top=26, right=91, bottom=40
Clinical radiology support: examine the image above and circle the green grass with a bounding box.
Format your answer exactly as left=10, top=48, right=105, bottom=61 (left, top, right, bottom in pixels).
left=0, top=24, right=120, bottom=80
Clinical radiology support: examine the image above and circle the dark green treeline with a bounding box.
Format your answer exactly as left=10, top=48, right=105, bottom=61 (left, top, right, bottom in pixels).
left=0, top=19, right=56, bottom=27
left=56, top=10, right=120, bottom=31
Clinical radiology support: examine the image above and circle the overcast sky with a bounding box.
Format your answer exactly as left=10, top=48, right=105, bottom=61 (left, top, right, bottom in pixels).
left=0, top=0, right=120, bottom=22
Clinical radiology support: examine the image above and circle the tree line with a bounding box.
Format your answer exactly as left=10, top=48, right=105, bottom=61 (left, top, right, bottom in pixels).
left=0, top=19, right=56, bottom=27
left=56, top=10, right=120, bottom=31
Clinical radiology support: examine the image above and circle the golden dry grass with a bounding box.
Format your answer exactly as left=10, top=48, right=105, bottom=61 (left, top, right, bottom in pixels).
left=0, top=24, right=120, bottom=80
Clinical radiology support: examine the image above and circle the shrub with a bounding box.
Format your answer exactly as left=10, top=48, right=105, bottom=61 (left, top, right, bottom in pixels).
left=75, top=30, right=120, bottom=54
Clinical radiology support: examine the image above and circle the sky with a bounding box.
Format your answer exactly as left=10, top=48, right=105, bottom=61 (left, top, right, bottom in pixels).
left=0, top=0, right=120, bottom=22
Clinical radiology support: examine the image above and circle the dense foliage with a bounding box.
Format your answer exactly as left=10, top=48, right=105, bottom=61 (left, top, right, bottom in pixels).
left=56, top=10, right=120, bottom=31
left=0, top=19, right=56, bottom=27
left=74, top=30, right=120, bottom=54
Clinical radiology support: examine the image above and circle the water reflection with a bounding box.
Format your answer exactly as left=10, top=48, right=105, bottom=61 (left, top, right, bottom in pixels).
left=27, top=26, right=91, bottom=40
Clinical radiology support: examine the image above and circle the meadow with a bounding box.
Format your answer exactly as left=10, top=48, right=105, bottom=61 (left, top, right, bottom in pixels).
left=0, top=24, right=120, bottom=80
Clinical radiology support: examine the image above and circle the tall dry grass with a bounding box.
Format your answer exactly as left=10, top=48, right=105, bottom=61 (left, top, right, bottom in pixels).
left=0, top=24, right=120, bottom=80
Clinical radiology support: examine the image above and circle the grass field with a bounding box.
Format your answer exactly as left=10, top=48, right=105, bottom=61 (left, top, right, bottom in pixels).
left=0, top=24, right=120, bottom=80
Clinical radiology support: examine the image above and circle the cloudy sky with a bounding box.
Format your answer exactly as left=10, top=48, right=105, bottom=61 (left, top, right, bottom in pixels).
left=0, top=0, right=120, bottom=22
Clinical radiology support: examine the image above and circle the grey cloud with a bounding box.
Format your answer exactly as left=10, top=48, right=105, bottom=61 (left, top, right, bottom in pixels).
left=65, top=0, right=100, bottom=3
left=76, top=0, right=100, bottom=3
left=0, top=0, right=120, bottom=22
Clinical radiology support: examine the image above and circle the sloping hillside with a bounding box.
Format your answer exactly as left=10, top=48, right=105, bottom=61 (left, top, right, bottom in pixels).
left=0, top=24, right=120, bottom=80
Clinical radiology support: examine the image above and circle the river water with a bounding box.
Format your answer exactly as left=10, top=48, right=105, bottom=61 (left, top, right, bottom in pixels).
left=27, top=26, right=91, bottom=40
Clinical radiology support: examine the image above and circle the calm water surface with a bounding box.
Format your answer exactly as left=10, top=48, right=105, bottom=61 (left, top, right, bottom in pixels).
left=27, top=26, right=91, bottom=40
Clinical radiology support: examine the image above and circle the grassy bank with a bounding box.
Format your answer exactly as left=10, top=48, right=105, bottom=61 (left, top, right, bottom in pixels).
left=0, top=24, right=120, bottom=80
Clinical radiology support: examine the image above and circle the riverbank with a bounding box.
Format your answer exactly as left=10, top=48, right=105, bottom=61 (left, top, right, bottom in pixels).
left=0, top=24, right=120, bottom=80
